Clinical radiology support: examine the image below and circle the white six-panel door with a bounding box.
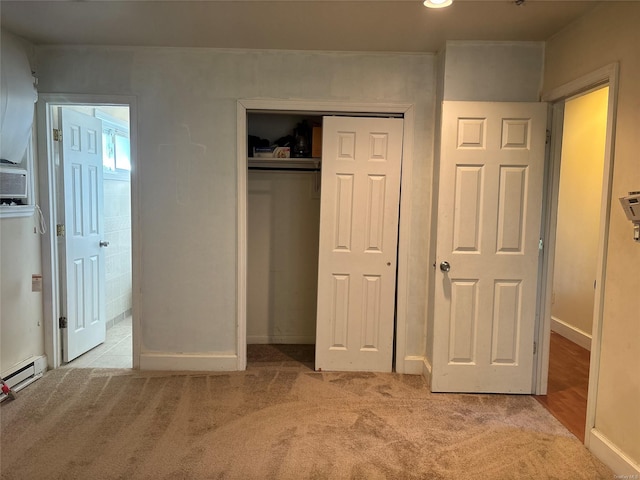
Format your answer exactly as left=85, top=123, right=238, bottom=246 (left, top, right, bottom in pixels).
left=315, top=116, right=403, bottom=372
left=60, top=108, right=107, bottom=362
left=432, top=102, right=547, bottom=393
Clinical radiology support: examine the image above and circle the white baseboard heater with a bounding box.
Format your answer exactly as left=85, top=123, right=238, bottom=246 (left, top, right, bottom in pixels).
left=0, top=355, right=47, bottom=402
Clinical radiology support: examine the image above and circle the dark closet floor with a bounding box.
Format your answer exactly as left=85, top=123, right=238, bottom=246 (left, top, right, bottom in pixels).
left=534, top=331, right=591, bottom=442
left=247, top=344, right=315, bottom=369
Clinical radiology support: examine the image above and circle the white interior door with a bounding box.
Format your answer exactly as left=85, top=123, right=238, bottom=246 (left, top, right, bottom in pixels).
left=59, top=108, right=107, bottom=362
left=315, top=116, right=403, bottom=372
left=432, top=101, right=547, bottom=393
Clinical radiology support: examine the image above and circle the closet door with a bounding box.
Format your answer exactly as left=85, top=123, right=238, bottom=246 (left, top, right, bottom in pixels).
left=315, top=116, right=403, bottom=372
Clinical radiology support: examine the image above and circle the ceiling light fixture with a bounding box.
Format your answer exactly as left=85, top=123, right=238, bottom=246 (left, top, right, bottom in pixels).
left=423, top=0, right=453, bottom=8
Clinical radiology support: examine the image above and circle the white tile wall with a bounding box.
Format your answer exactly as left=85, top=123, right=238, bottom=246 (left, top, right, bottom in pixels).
left=104, top=177, right=132, bottom=325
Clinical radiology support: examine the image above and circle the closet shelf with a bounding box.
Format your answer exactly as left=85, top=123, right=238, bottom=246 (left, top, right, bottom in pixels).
left=248, top=157, right=321, bottom=171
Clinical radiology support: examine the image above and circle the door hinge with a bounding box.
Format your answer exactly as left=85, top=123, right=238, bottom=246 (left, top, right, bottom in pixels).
left=533, top=341, right=537, bottom=355
left=56, top=224, right=65, bottom=237
left=59, top=316, right=68, bottom=329
left=53, top=129, right=62, bottom=142
left=545, top=129, right=551, bottom=145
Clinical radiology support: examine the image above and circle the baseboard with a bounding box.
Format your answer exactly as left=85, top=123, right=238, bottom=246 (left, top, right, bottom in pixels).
left=399, top=355, right=426, bottom=375
left=551, top=316, right=592, bottom=351
left=588, top=428, right=640, bottom=476
left=106, top=309, right=132, bottom=330
left=139, top=353, right=238, bottom=371
left=422, top=357, right=432, bottom=388
left=247, top=335, right=315, bottom=344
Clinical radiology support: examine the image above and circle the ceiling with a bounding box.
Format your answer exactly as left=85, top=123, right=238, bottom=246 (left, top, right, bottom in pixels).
left=0, top=0, right=605, bottom=53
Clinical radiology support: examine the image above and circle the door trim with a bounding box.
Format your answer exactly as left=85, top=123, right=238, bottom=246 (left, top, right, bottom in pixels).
left=36, top=93, right=140, bottom=370
left=236, top=99, right=415, bottom=372
left=536, top=63, right=619, bottom=447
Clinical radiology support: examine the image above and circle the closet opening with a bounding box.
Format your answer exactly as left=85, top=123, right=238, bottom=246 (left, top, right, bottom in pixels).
left=237, top=99, right=415, bottom=374
left=246, top=112, right=323, bottom=368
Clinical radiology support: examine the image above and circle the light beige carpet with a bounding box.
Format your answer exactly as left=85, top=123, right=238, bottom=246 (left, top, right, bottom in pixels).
left=1, top=358, right=612, bottom=479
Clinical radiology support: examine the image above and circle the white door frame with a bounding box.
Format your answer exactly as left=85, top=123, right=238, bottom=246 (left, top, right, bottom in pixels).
left=236, top=99, right=415, bottom=372
left=535, top=63, right=619, bottom=447
left=36, top=93, right=140, bottom=370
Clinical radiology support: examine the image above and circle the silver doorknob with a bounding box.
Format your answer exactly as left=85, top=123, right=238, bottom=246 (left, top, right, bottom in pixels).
left=440, top=261, right=451, bottom=273
left=99, top=240, right=110, bottom=247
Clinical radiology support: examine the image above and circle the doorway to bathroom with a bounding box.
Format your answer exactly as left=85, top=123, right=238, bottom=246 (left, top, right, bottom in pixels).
left=39, top=97, right=136, bottom=370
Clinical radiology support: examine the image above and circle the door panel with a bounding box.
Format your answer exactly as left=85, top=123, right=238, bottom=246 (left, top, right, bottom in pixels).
left=449, top=279, right=478, bottom=363
left=453, top=166, right=483, bottom=251
left=432, top=101, right=547, bottom=393
left=497, top=166, right=527, bottom=252
left=60, top=108, right=106, bottom=362
left=315, top=116, right=403, bottom=372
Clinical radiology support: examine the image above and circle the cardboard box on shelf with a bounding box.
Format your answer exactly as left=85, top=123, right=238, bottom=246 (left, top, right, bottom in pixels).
left=312, top=126, right=322, bottom=158
left=253, top=146, right=290, bottom=158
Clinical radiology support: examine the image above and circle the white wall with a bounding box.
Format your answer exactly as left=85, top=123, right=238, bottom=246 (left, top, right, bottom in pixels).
left=104, top=176, right=132, bottom=325
left=544, top=3, right=640, bottom=471
left=247, top=171, right=319, bottom=344
left=0, top=215, right=45, bottom=376
left=443, top=41, right=544, bottom=102
left=35, top=47, right=434, bottom=364
left=551, top=87, right=608, bottom=343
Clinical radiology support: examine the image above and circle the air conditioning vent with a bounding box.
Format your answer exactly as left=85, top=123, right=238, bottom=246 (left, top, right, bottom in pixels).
left=0, top=166, right=28, bottom=199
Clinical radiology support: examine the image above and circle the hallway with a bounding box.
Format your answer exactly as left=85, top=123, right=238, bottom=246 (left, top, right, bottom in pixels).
left=535, top=331, right=590, bottom=442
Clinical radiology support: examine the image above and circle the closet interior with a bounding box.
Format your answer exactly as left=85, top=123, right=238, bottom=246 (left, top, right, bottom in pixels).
left=246, top=112, right=323, bottom=359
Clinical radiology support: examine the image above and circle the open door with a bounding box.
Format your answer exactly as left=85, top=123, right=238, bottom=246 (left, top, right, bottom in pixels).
left=432, top=101, right=547, bottom=393
left=59, top=108, right=107, bottom=362
left=315, top=116, right=403, bottom=372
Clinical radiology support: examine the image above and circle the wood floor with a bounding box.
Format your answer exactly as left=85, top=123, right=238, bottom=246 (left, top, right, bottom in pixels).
left=534, top=331, right=591, bottom=442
